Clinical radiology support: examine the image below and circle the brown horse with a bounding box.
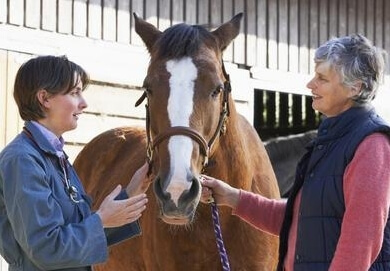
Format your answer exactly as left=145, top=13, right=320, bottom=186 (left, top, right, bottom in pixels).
left=73, top=13, right=280, bottom=270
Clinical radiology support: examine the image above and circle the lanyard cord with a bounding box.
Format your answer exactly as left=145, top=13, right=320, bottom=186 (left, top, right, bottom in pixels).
left=23, top=127, right=81, bottom=204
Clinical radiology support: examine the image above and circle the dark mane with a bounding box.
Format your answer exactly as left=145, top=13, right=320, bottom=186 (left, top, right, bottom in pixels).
left=156, top=23, right=214, bottom=59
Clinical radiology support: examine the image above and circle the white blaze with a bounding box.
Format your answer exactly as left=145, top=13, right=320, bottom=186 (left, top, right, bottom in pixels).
left=165, top=57, right=197, bottom=206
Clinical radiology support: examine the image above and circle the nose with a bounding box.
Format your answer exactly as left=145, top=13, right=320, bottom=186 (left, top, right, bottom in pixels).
left=306, top=77, right=315, bottom=90
left=80, top=95, right=88, bottom=109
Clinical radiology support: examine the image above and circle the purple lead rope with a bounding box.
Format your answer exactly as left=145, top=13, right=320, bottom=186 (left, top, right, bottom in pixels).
left=211, top=201, right=231, bottom=271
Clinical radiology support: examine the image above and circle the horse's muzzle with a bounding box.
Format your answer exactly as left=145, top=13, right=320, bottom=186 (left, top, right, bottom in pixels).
left=153, top=175, right=201, bottom=225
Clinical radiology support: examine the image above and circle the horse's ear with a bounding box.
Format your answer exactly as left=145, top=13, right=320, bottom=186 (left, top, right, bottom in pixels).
left=133, top=12, right=162, bottom=53
left=211, top=12, right=243, bottom=51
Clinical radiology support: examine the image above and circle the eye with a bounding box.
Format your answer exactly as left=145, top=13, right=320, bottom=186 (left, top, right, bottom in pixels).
left=211, top=85, right=223, bottom=98
left=70, top=89, right=82, bottom=96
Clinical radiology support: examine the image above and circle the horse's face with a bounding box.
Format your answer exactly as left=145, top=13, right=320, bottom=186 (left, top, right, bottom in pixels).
left=134, top=13, right=243, bottom=225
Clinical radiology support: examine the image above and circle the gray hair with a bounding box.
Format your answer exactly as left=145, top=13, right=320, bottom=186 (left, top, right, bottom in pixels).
left=314, top=34, right=387, bottom=103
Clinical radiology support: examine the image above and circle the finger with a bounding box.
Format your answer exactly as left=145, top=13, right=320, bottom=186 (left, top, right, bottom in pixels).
left=107, top=185, right=122, bottom=200
left=126, top=194, right=148, bottom=205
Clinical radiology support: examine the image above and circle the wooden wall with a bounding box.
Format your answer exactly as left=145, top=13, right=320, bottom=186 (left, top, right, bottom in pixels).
left=0, top=0, right=390, bottom=268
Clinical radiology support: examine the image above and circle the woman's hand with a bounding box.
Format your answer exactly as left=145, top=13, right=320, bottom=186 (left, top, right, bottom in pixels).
left=200, top=175, right=240, bottom=209
left=126, top=163, right=153, bottom=197
left=96, top=185, right=148, bottom=228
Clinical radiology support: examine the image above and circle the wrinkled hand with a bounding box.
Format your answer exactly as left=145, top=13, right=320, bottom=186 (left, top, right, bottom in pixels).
left=126, top=163, right=153, bottom=197
left=96, top=185, right=148, bottom=228
left=200, top=175, right=240, bottom=209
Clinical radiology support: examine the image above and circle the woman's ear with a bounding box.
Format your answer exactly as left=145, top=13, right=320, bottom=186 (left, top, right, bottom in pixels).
left=36, top=89, right=50, bottom=108
left=350, top=82, right=362, bottom=98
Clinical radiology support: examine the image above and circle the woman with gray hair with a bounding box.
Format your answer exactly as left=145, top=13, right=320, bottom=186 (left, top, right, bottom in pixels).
left=200, top=34, right=390, bottom=270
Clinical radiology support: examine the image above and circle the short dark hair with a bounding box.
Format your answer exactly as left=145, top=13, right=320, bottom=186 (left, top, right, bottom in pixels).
left=13, top=55, right=90, bottom=121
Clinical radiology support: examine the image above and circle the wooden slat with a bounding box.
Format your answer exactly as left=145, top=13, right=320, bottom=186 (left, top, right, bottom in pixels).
left=210, top=0, right=222, bottom=25
left=347, top=0, right=357, bottom=34
left=278, top=0, right=288, bottom=71
left=329, top=0, right=338, bottom=37
left=299, top=0, right=310, bottom=74
left=88, top=0, right=102, bottom=39
left=385, top=0, right=390, bottom=72
left=222, top=0, right=233, bottom=62
left=58, top=0, right=72, bottom=34
left=9, top=0, right=23, bottom=25
left=103, top=0, right=117, bottom=41
left=246, top=0, right=256, bottom=67
left=117, top=0, right=131, bottom=43
left=83, top=85, right=145, bottom=118
left=0, top=0, right=6, bottom=23
left=130, top=0, right=144, bottom=45
left=0, top=50, right=7, bottom=148
left=145, top=0, right=158, bottom=27
left=25, top=0, right=40, bottom=29
left=197, top=0, right=209, bottom=24
left=256, top=0, right=267, bottom=69
left=233, top=0, right=245, bottom=64
left=365, top=0, right=374, bottom=41
left=171, top=0, right=184, bottom=24
left=309, top=0, right=319, bottom=72
left=289, top=0, right=299, bottom=73
left=357, top=0, right=366, bottom=34
left=73, top=0, right=87, bottom=37
left=64, top=113, right=145, bottom=144
left=338, top=0, right=347, bottom=36
left=375, top=0, right=384, bottom=47
left=319, top=0, right=328, bottom=44
left=185, top=0, right=197, bottom=24
left=42, top=0, right=56, bottom=31
left=268, top=0, right=278, bottom=70
left=158, top=0, right=171, bottom=30
left=5, top=52, right=28, bottom=144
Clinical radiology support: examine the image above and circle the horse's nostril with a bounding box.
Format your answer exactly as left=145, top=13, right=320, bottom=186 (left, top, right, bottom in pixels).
left=179, top=177, right=200, bottom=203
left=153, top=176, right=172, bottom=202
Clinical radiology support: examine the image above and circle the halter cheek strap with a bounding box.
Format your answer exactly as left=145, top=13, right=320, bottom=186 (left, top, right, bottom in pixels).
left=135, top=60, right=231, bottom=175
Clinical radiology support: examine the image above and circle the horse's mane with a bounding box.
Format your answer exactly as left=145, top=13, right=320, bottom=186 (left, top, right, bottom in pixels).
left=156, top=23, right=216, bottom=59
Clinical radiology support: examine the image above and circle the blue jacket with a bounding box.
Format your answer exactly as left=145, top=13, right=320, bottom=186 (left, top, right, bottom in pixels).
left=0, top=121, right=141, bottom=270
left=280, top=105, right=390, bottom=270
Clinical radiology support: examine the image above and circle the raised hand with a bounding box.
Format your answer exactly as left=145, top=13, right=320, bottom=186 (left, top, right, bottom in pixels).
left=96, top=185, right=148, bottom=228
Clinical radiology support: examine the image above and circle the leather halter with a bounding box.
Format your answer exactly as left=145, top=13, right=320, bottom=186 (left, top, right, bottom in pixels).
left=135, top=60, right=232, bottom=174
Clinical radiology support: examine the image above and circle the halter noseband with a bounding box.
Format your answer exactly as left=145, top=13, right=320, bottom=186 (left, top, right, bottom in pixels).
left=135, top=60, right=231, bottom=173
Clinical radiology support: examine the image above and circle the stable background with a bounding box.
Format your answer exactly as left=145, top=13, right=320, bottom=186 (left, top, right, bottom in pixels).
left=1, top=0, right=390, bottom=269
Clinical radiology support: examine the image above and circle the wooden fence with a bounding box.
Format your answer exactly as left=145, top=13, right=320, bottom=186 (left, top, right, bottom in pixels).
left=1, top=0, right=390, bottom=269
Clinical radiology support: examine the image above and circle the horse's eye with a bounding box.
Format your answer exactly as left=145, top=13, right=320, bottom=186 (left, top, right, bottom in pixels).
left=211, top=86, right=223, bottom=98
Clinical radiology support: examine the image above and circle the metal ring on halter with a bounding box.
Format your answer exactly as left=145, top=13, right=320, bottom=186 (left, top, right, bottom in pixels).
left=206, top=196, right=215, bottom=204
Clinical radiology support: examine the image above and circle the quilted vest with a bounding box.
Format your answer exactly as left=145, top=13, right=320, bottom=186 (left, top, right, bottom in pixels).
left=279, top=105, right=390, bottom=271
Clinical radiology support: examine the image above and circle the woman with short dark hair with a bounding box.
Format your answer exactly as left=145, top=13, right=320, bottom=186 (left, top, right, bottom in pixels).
left=0, top=55, right=150, bottom=270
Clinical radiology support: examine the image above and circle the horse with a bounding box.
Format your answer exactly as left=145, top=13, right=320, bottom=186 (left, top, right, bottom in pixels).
left=73, top=13, right=280, bottom=270
left=264, top=130, right=317, bottom=197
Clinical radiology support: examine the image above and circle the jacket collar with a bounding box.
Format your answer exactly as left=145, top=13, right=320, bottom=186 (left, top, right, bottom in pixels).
left=24, top=121, right=68, bottom=159
left=316, top=104, right=374, bottom=143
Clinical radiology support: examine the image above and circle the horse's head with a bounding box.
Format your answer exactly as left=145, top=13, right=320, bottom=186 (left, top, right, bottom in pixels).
left=134, top=13, right=243, bottom=225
